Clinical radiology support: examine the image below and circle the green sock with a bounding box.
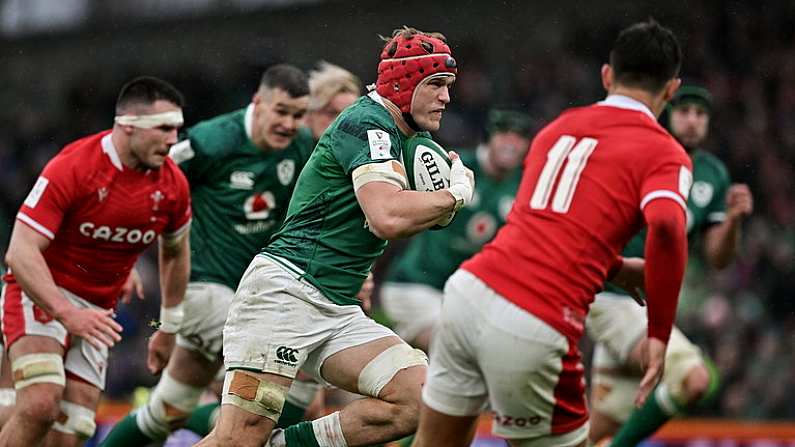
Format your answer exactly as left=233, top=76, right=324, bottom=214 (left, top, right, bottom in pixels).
left=277, top=400, right=308, bottom=429
left=610, top=385, right=681, bottom=447
left=397, top=434, right=415, bottom=446
left=700, top=357, right=721, bottom=404
left=184, top=402, right=220, bottom=437
left=284, top=421, right=321, bottom=447
left=99, top=413, right=155, bottom=447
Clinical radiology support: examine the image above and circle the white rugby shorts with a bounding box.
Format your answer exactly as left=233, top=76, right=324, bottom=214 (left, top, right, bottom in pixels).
left=423, top=269, right=589, bottom=445
left=176, top=281, right=236, bottom=362
left=223, top=255, right=397, bottom=392
left=1, top=282, right=109, bottom=390
left=380, top=282, right=443, bottom=343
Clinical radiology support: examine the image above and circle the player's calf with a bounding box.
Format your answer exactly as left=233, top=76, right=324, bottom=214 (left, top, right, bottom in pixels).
left=373, top=364, right=424, bottom=437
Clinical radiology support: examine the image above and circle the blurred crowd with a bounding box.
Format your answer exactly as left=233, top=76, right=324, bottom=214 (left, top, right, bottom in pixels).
left=1, top=0, right=793, bottom=420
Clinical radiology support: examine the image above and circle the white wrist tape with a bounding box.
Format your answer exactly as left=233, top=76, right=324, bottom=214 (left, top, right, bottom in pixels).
left=159, top=303, right=184, bottom=333
left=446, top=158, right=475, bottom=211
left=446, top=185, right=469, bottom=211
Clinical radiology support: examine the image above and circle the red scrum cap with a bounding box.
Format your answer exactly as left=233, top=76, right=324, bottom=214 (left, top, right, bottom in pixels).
left=376, top=29, right=457, bottom=114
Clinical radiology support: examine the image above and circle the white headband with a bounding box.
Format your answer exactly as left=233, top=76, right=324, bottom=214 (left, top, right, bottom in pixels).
left=114, top=111, right=184, bottom=129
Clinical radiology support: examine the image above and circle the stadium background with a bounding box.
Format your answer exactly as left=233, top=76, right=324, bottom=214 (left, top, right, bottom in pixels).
left=0, top=0, right=793, bottom=445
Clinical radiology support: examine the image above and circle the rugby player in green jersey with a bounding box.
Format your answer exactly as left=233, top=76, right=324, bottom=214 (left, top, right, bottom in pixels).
left=177, top=62, right=372, bottom=442
left=125, top=62, right=373, bottom=445
left=381, top=110, right=532, bottom=352
left=101, top=64, right=316, bottom=447
left=587, top=86, right=754, bottom=446
left=196, top=27, right=475, bottom=447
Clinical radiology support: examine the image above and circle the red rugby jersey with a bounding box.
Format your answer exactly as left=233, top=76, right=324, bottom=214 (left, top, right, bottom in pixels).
left=7, top=130, right=191, bottom=309
left=463, top=96, right=692, bottom=342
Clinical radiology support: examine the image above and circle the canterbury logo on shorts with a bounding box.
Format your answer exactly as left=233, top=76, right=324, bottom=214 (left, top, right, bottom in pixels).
left=275, top=346, right=299, bottom=366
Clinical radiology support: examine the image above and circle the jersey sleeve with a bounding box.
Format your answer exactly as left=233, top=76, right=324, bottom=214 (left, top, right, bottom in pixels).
left=703, top=162, right=730, bottom=227
left=170, top=133, right=212, bottom=185
left=639, top=143, right=693, bottom=214
left=16, top=156, right=79, bottom=240
left=331, top=118, right=401, bottom=175
left=164, top=168, right=192, bottom=237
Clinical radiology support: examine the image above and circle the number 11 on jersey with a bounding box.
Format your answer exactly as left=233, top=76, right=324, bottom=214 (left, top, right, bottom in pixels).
left=530, top=135, right=598, bottom=213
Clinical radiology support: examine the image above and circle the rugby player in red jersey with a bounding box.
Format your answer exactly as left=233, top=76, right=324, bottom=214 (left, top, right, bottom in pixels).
left=0, top=76, right=191, bottom=446
left=413, top=20, right=691, bottom=447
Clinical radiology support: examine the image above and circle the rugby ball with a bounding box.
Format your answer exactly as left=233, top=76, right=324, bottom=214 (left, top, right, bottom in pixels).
left=402, top=136, right=455, bottom=228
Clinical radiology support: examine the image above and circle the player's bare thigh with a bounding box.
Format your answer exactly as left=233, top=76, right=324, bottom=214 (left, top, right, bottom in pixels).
left=321, top=335, right=424, bottom=397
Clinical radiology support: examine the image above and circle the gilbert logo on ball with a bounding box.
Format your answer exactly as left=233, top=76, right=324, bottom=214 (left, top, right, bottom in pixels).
left=403, top=136, right=451, bottom=192
left=402, top=135, right=456, bottom=228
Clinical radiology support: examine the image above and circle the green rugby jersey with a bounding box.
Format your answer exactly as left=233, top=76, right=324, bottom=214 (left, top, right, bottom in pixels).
left=605, top=149, right=730, bottom=295
left=263, top=92, right=431, bottom=306
left=170, top=105, right=314, bottom=290
left=387, top=148, right=521, bottom=291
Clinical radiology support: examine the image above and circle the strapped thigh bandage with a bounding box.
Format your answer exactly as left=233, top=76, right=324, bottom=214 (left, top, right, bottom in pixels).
left=357, top=343, right=427, bottom=397
left=52, top=400, right=96, bottom=438
left=221, top=369, right=290, bottom=422
left=12, top=353, right=65, bottom=389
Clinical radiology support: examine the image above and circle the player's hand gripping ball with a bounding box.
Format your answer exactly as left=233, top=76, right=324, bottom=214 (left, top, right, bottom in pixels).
left=402, top=136, right=456, bottom=228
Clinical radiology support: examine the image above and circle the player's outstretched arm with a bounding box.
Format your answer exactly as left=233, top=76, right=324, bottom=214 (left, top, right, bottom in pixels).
left=5, top=220, right=122, bottom=349
left=704, top=183, right=753, bottom=269
left=355, top=153, right=474, bottom=240
left=635, top=198, right=688, bottom=407
left=146, top=230, right=190, bottom=374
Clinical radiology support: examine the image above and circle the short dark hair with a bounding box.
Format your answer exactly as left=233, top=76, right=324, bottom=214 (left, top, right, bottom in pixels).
left=609, top=19, right=682, bottom=93
left=116, top=76, right=184, bottom=114
left=259, top=64, right=310, bottom=98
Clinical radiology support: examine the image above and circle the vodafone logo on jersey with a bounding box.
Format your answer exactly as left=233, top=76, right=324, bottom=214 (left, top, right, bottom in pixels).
left=79, top=222, right=157, bottom=244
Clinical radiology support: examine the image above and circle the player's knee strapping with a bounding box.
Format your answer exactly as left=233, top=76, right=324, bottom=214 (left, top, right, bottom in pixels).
left=357, top=343, right=428, bottom=397
left=52, top=400, right=96, bottom=438
left=221, top=369, right=289, bottom=423
left=136, top=371, right=203, bottom=439
left=11, top=353, right=65, bottom=389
